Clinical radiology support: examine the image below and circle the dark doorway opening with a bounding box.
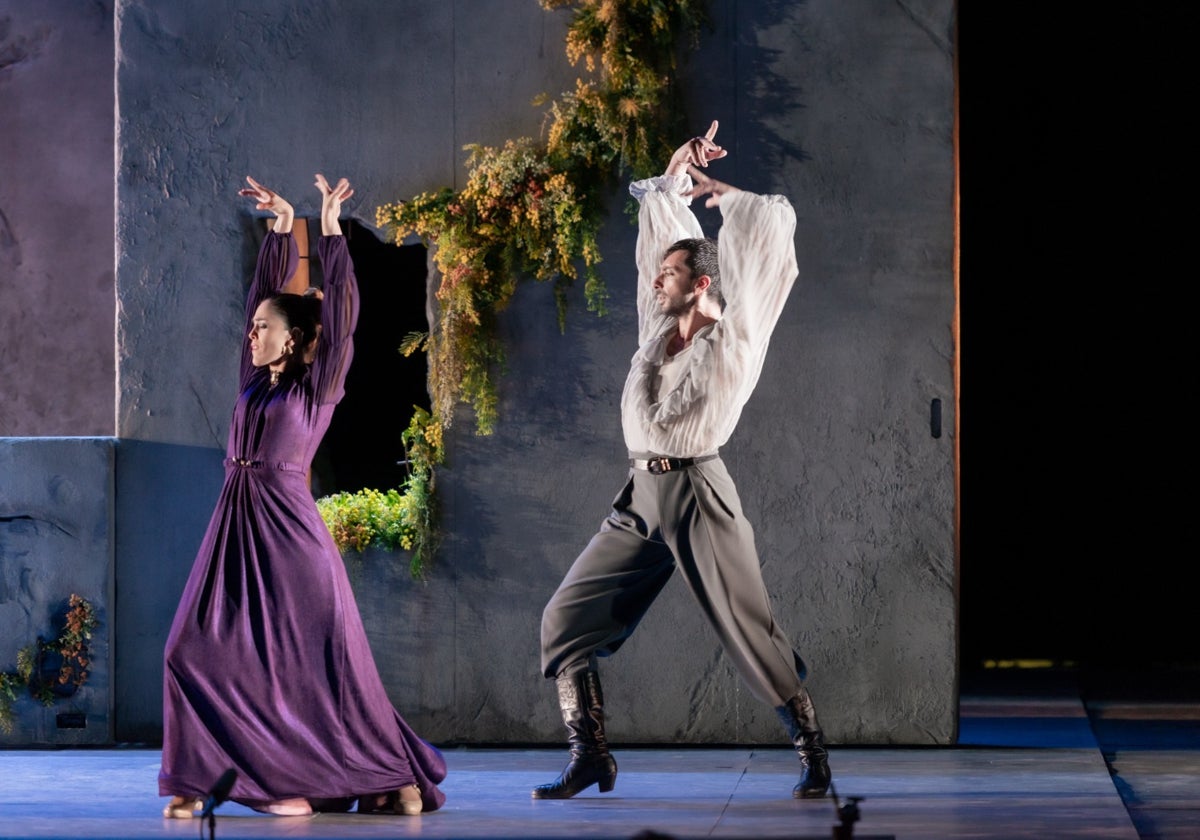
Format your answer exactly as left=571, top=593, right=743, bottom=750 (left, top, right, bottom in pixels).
left=310, top=219, right=430, bottom=497
left=956, top=7, right=1192, bottom=674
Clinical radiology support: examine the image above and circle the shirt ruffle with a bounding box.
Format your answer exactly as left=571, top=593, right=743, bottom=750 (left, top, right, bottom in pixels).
left=626, top=323, right=716, bottom=435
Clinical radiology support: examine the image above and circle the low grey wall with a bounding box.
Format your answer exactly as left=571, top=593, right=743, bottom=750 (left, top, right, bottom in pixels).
left=112, top=440, right=226, bottom=743
left=0, top=437, right=115, bottom=745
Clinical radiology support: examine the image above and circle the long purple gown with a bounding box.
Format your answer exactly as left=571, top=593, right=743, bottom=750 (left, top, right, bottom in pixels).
left=159, top=230, right=446, bottom=813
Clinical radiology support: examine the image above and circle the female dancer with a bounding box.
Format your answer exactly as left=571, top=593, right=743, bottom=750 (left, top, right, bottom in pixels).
left=159, top=174, right=446, bottom=818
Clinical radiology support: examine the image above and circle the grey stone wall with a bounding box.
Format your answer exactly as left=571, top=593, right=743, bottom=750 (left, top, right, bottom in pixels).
left=0, top=437, right=114, bottom=745
left=4, top=0, right=956, bottom=746
left=418, top=0, right=958, bottom=745
left=0, top=0, right=115, bottom=436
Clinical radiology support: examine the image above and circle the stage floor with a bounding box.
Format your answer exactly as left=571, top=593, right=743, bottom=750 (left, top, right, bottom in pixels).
left=1, top=669, right=1197, bottom=839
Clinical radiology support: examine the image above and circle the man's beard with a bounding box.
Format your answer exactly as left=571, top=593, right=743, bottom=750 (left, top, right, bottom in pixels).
left=658, top=291, right=698, bottom=318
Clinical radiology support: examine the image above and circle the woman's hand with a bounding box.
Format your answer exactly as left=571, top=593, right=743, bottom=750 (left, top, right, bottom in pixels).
left=666, top=120, right=728, bottom=177
left=315, top=174, right=354, bottom=237
left=238, top=176, right=294, bottom=233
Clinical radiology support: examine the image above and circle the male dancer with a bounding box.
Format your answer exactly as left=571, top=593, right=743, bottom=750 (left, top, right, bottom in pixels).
left=534, top=121, right=831, bottom=800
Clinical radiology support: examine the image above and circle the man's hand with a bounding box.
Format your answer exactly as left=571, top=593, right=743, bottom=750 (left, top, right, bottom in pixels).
left=686, top=167, right=740, bottom=208
left=666, top=120, right=728, bottom=177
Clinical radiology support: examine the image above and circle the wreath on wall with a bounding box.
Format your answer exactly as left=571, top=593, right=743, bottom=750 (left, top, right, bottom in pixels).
left=318, top=0, right=708, bottom=578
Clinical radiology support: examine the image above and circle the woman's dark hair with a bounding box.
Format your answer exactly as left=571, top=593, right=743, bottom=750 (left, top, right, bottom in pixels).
left=266, top=288, right=323, bottom=355
left=665, top=238, right=724, bottom=311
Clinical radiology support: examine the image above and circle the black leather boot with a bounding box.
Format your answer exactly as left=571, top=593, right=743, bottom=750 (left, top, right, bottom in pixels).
left=776, top=686, right=832, bottom=798
left=531, top=670, right=618, bottom=799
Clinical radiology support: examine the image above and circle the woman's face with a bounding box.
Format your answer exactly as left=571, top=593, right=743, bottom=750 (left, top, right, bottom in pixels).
left=248, top=300, right=293, bottom=368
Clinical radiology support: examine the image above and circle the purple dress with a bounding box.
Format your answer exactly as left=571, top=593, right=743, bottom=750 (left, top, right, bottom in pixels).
left=159, top=230, right=446, bottom=813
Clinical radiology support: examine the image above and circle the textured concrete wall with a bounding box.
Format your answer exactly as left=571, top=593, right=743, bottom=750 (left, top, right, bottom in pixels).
left=0, top=0, right=115, bottom=436
left=0, top=437, right=114, bottom=745
left=428, top=0, right=957, bottom=745
left=0, top=0, right=115, bottom=747
left=3, top=0, right=955, bottom=746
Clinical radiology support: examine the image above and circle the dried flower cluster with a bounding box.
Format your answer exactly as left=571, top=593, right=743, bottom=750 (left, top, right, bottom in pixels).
left=0, top=595, right=98, bottom=734
left=324, top=1, right=707, bottom=577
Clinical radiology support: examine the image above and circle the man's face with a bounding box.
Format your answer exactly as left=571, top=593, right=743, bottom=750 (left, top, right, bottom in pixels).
left=653, top=249, right=701, bottom=317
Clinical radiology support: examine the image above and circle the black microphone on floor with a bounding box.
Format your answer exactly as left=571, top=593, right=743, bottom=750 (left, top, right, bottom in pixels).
left=197, top=768, right=238, bottom=820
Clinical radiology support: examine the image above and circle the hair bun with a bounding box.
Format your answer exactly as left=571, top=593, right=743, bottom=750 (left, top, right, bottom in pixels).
left=304, top=287, right=324, bottom=301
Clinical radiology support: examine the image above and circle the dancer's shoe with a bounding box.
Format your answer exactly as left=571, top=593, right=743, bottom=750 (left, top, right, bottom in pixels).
left=776, top=687, right=832, bottom=799
left=358, top=785, right=422, bottom=816
left=161, top=796, right=202, bottom=819
left=531, top=669, right=618, bottom=799
left=397, top=784, right=423, bottom=816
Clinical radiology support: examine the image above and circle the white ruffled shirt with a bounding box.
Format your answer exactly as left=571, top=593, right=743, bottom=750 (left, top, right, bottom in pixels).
left=621, top=174, right=798, bottom=458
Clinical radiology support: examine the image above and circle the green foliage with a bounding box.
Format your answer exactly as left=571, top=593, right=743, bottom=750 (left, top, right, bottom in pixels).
left=0, top=595, right=99, bottom=734
left=0, top=673, right=19, bottom=734
left=367, top=0, right=707, bottom=576
left=317, top=488, right=410, bottom=554
left=318, top=407, right=444, bottom=580
left=377, top=140, right=602, bottom=436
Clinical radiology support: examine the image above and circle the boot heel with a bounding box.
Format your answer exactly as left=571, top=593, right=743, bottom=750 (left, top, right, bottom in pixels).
left=532, top=670, right=618, bottom=800
left=777, top=688, right=832, bottom=799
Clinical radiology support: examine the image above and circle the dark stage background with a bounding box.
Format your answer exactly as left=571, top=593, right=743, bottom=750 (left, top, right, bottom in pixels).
left=957, top=8, right=1188, bottom=675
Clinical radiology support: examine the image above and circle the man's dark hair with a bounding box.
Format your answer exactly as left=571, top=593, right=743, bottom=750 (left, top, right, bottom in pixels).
left=665, top=238, right=724, bottom=311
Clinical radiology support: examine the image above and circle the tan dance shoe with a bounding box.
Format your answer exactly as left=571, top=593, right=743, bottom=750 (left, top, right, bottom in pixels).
left=357, top=784, right=422, bottom=816
left=397, top=783, right=422, bottom=816
left=162, top=796, right=203, bottom=819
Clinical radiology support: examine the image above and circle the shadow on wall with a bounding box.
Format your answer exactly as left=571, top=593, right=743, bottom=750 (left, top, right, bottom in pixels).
left=679, top=0, right=811, bottom=196
left=733, top=0, right=812, bottom=176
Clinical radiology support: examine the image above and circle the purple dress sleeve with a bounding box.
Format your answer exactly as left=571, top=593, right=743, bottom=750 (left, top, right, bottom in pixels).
left=238, top=231, right=299, bottom=390
left=310, top=234, right=360, bottom=406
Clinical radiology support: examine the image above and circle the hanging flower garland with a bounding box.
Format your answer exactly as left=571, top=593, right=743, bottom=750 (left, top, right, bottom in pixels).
left=323, top=0, right=708, bottom=578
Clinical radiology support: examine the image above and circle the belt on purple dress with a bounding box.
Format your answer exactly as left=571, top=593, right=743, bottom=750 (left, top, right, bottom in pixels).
left=224, top=457, right=305, bottom=473
left=629, top=454, right=718, bottom=475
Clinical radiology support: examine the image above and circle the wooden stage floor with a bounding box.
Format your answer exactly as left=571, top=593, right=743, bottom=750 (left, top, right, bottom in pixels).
left=1, top=668, right=1197, bottom=839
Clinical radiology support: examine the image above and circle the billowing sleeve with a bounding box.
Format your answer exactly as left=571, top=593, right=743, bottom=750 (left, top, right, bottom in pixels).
left=239, top=230, right=298, bottom=387
left=309, top=234, right=360, bottom=406
left=715, top=190, right=798, bottom=361
left=629, top=174, right=704, bottom=345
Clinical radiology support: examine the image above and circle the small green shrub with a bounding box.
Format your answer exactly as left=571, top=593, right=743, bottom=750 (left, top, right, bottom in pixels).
left=317, top=488, right=411, bottom=554
left=317, top=408, right=443, bottom=580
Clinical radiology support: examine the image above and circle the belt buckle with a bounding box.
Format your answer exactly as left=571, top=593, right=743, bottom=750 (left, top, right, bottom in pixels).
left=648, top=457, right=671, bottom=475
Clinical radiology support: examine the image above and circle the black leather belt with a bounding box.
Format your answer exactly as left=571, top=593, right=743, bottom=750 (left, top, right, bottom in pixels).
left=630, top=454, right=718, bottom=475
